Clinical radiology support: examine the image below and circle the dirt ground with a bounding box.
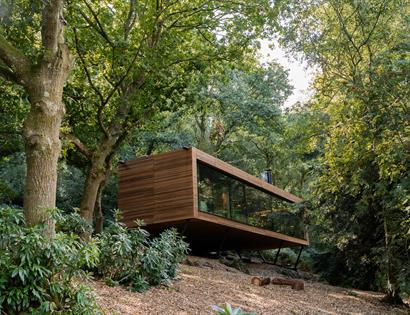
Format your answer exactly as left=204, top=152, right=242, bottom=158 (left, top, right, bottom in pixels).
left=94, top=256, right=409, bottom=315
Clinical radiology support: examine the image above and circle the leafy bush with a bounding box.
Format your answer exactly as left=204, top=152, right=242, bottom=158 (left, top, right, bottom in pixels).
left=212, top=303, right=255, bottom=315
left=0, top=206, right=189, bottom=315
left=142, top=228, right=189, bottom=285
left=96, top=214, right=149, bottom=290
left=56, top=209, right=94, bottom=236
left=96, top=212, right=189, bottom=292
left=0, top=207, right=101, bottom=314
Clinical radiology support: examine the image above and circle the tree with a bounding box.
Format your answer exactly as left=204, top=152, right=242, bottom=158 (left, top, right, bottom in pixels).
left=279, top=0, right=410, bottom=302
left=63, top=0, right=284, bottom=231
left=0, top=1, right=73, bottom=233
left=182, top=64, right=292, bottom=157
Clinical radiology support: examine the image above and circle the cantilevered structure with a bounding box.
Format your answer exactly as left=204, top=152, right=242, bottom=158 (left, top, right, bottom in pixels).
left=118, top=147, right=308, bottom=253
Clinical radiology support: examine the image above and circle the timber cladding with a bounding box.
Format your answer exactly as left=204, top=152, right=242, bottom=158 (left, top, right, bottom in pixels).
left=118, top=147, right=308, bottom=248
left=119, top=149, right=195, bottom=227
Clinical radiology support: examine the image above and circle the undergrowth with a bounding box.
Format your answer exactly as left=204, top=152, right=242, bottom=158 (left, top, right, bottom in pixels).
left=96, top=211, right=189, bottom=292
left=0, top=207, right=189, bottom=313
left=0, top=207, right=100, bottom=314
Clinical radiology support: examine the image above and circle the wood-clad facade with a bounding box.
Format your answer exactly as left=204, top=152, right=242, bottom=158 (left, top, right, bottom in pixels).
left=118, top=147, right=308, bottom=251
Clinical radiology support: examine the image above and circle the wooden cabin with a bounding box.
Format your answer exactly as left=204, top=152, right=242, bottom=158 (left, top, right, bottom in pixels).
left=118, top=147, right=308, bottom=252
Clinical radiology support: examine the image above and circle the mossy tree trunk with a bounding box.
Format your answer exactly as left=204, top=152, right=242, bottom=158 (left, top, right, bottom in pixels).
left=80, top=149, right=112, bottom=228
left=94, top=175, right=108, bottom=234
left=0, top=0, right=73, bottom=235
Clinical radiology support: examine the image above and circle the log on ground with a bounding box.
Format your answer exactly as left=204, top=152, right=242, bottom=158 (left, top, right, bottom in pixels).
left=271, top=277, right=304, bottom=291
left=251, top=277, right=271, bottom=286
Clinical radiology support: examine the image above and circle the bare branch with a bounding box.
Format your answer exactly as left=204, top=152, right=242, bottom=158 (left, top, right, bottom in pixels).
left=72, top=27, right=110, bottom=137
left=330, top=2, right=362, bottom=59
left=358, top=0, right=387, bottom=49
left=101, top=45, right=144, bottom=108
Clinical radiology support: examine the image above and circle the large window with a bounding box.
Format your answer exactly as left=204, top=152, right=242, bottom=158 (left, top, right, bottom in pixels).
left=197, top=162, right=306, bottom=239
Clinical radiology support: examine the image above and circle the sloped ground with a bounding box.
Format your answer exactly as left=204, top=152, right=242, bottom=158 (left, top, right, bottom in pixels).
left=94, top=256, right=408, bottom=315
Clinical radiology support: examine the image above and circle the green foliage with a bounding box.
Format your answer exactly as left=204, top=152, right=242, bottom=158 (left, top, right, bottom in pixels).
left=142, top=229, right=189, bottom=285
left=1, top=0, right=408, bottom=305
left=96, top=213, right=148, bottom=286
left=96, top=212, right=189, bottom=292
left=0, top=81, right=27, bottom=159
left=279, top=0, right=410, bottom=300
left=178, top=65, right=292, bottom=157
left=56, top=210, right=94, bottom=237
left=0, top=153, right=25, bottom=206
left=0, top=207, right=101, bottom=314
left=0, top=154, right=87, bottom=211
left=212, top=303, right=255, bottom=315
left=60, top=0, right=285, bottom=217
left=56, top=162, right=86, bottom=212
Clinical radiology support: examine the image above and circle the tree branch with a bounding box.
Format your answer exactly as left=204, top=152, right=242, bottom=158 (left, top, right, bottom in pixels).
left=63, top=133, right=92, bottom=158
left=0, top=63, right=19, bottom=83
left=41, top=0, right=65, bottom=55
left=81, top=0, right=115, bottom=48
left=124, top=0, right=137, bottom=41
left=73, top=28, right=105, bottom=105
left=0, top=35, right=30, bottom=83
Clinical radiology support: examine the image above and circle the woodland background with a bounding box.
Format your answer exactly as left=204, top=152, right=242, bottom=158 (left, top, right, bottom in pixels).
left=0, top=0, right=409, bottom=311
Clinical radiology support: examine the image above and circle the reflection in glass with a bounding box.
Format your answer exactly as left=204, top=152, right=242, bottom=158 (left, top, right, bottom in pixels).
left=197, top=162, right=306, bottom=239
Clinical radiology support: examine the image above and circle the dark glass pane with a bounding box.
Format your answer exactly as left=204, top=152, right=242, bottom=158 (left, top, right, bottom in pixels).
left=230, top=180, right=247, bottom=223
left=197, top=162, right=306, bottom=239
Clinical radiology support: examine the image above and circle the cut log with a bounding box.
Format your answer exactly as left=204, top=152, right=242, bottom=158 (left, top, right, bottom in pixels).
left=251, top=277, right=271, bottom=286
left=271, top=277, right=304, bottom=291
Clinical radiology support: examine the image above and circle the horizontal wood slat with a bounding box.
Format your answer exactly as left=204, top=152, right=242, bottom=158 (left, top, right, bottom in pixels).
left=119, top=149, right=194, bottom=227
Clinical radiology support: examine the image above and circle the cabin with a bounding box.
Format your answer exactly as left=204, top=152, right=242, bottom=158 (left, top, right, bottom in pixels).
left=118, top=147, right=308, bottom=255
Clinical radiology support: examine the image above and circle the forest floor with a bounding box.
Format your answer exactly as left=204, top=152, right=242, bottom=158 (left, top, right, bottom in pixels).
left=93, top=255, right=409, bottom=315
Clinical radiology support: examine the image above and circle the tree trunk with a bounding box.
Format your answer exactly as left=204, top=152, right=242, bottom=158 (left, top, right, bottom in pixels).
left=0, top=1, right=73, bottom=236
left=382, top=212, right=403, bottom=304
left=23, top=49, right=72, bottom=233
left=23, top=87, right=65, bottom=234
left=80, top=157, right=107, bottom=227
left=77, top=77, right=143, bottom=229
left=94, top=176, right=108, bottom=234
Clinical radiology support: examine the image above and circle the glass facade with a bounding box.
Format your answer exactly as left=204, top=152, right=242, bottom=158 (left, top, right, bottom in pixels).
left=197, top=162, right=306, bottom=239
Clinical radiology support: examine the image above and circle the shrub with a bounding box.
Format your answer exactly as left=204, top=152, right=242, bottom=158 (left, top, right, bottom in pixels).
left=96, top=211, right=189, bottom=291
left=0, top=207, right=101, bottom=314
left=142, top=229, right=189, bottom=285
left=212, top=303, right=255, bottom=315
left=55, top=209, right=94, bottom=237
left=96, top=214, right=148, bottom=287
